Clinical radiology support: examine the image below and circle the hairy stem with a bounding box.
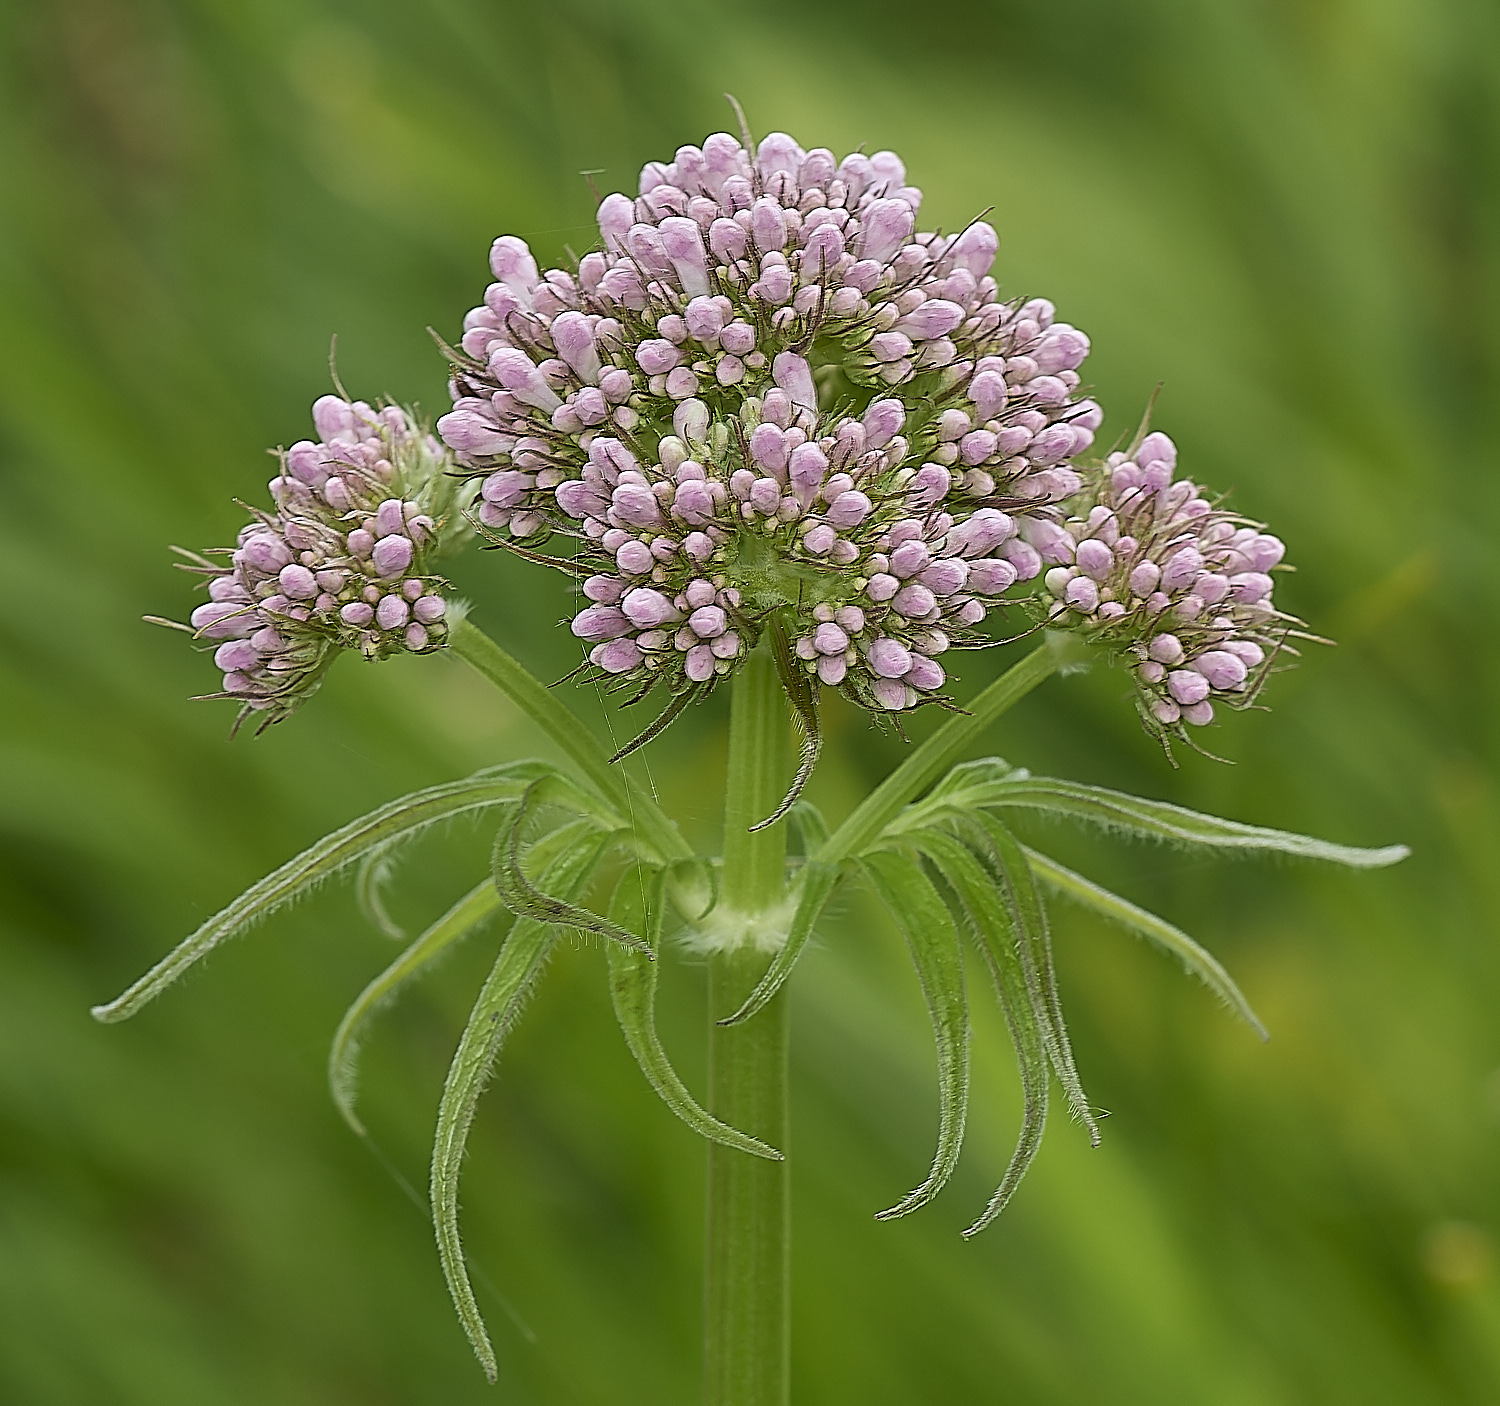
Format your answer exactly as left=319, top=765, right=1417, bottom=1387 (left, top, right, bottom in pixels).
left=448, top=616, right=691, bottom=862
left=706, top=645, right=792, bottom=1406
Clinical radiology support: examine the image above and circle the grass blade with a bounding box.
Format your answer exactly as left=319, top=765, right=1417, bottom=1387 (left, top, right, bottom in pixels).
left=1023, top=845, right=1268, bottom=1040
left=606, top=866, right=783, bottom=1160
left=431, top=833, right=606, bottom=1382
left=859, top=849, right=970, bottom=1220
left=91, top=761, right=560, bottom=1023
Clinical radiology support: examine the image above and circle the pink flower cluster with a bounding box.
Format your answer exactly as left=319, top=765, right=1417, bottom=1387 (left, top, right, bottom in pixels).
left=185, top=397, right=457, bottom=723
left=437, top=128, right=1102, bottom=712
left=1035, top=432, right=1291, bottom=731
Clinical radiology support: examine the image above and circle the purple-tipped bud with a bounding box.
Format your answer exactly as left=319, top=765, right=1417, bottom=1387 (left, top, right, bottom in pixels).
left=551, top=311, right=601, bottom=381
left=685, top=644, right=716, bottom=682
left=240, top=534, right=292, bottom=574
left=813, top=623, right=849, bottom=655
left=1075, top=539, right=1113, bottom=581
left=947, top=220, right=998, bottom=276
left=788, top=442, right=829, bottom=490
left=372, top=535, right=415, bottom=578
left=621, top=587, right=679, bottom=628
left=616, top=540, right=655, bottom=574
left=1167, top=669, right=1211, bottom=706
left=868, top=637, right=912, bottom=678
left=893, top=583, right=937, bottom=618
left=967, top=559, right=1017, bottom=594
left=278, top=563, right=318, bottom=599
left=1064, top=576, right=1099, bottom=613
left=921, top=558, right=969, bottom=595
left=825, top=491, right=872, bottom=528
left=856, top=198, right=915, bottom=262
left=1148, top=634, right=1185, bottom=665
left=1161, top=547, right=1203, bottom=591
left=190, top=601, right=255, bottom=639
left=658, top=216, right=711, bottom=296
left=1194, top=650, right=1248, bottom=690
left=1137, top=432, right=1177, bottom=469
left=816, top=654, right=848, bottom=686
left=572, top=605, right=630, bottom=642
left=905, top=654, right=945, bottom=691
left=375, top=594, right=410, bottom=631
left=591, top=639, right=643, bottom=674
left=772, top=351, right=817, bottom=410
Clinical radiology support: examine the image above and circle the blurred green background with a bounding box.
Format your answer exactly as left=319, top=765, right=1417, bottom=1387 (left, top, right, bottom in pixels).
left=1, top=0, right=1495, bottom=1400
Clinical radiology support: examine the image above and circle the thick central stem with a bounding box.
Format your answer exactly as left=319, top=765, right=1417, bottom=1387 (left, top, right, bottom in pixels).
left=706, top=645, right=792, bottom=1406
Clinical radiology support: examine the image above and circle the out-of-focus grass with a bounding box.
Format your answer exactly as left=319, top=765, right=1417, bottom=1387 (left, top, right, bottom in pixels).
left=0, top=0, right=1495, bottom=1400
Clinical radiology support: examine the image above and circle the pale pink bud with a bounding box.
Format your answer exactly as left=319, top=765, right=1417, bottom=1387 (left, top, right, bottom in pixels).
left=1194, top=650, right=1248, bottom=690
left=772, top=351, right=817, bottom=409
left=621, top=587, right=679, bottom=628
left=816, top=654, right=848, bottom=686
left=1167, top=670, right=1211, bottom=706
left=572, top=605, right=630, bottom=642
left=856, top=198, right=915, bottom=262
left=1148, top=634, right=1185, bottom=665
left=591, top=639, right=643, bottom=674
left=825, top=491, right=872, bottom=528
left=813, top=623, right=849, bottom=655
left=904, top=654, right=945, bottom=691
left=375, top=594, right=410, bottom=630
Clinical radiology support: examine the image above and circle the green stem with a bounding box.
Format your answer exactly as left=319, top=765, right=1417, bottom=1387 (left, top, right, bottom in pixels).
left=706, top=646, right=792, bottom=1406
left=815, top=641, right=1061, bottom=866
left=448, top=616, right=691, bottom=862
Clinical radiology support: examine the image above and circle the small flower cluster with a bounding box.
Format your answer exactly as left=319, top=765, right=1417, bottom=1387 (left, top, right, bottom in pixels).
left=185, top=396, right=458, bottom=723
left=1034, top=432, right=1291, bottom=731
left=437, top=128, right=1102, bottom=713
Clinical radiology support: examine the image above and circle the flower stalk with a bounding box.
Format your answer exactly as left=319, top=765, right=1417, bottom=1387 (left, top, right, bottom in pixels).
left=706, top=643, right=793, bottom=1406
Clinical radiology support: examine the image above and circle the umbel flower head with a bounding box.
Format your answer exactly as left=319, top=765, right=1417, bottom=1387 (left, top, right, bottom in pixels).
left=437, top=127, right=1101, bottom=728
left=180, top=395, right=460, bottom=726
left=1034, top=430, right=1296, bottom=738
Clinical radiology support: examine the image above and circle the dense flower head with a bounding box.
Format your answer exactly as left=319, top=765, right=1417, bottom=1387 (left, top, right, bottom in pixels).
left=438, top=128, right=1102, bottom=713
left=1035, top=431, right=1293, bottom=735
left=184, top=396, right=459, bottom=724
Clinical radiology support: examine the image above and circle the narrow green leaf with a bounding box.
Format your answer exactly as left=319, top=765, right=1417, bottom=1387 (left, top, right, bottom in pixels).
left=749, top=614, right=823, bottom=832
left=447, top=617, right=694, bottom=863
left=965, top=813, right=1099, bottom=1146
left=938, top=773, right=1408, bottom=867
left=490, top=781, right=650, bottom=957
left=328, top=819, right=603, bottom=1136
left=716, top=859, right=842, bottom=1027
left=859, top=850, right=970, bottom=1220
left=91, top=761, right=561, bottom=1024
left=355, top=850, right=406, bottom=940
left=814, top=642, right=1060, bottom=867
left=1023, top=845, right=1268, bottom=1040
left=790, top=800, right=830, bottom=854
left=330, top=880, right=506, bottom=1136
left=606, top=867, right=783, bottom=1161
left=431, top=834, right=606, bottom=1382
left=906, top=831, right=1049, bottom=1236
